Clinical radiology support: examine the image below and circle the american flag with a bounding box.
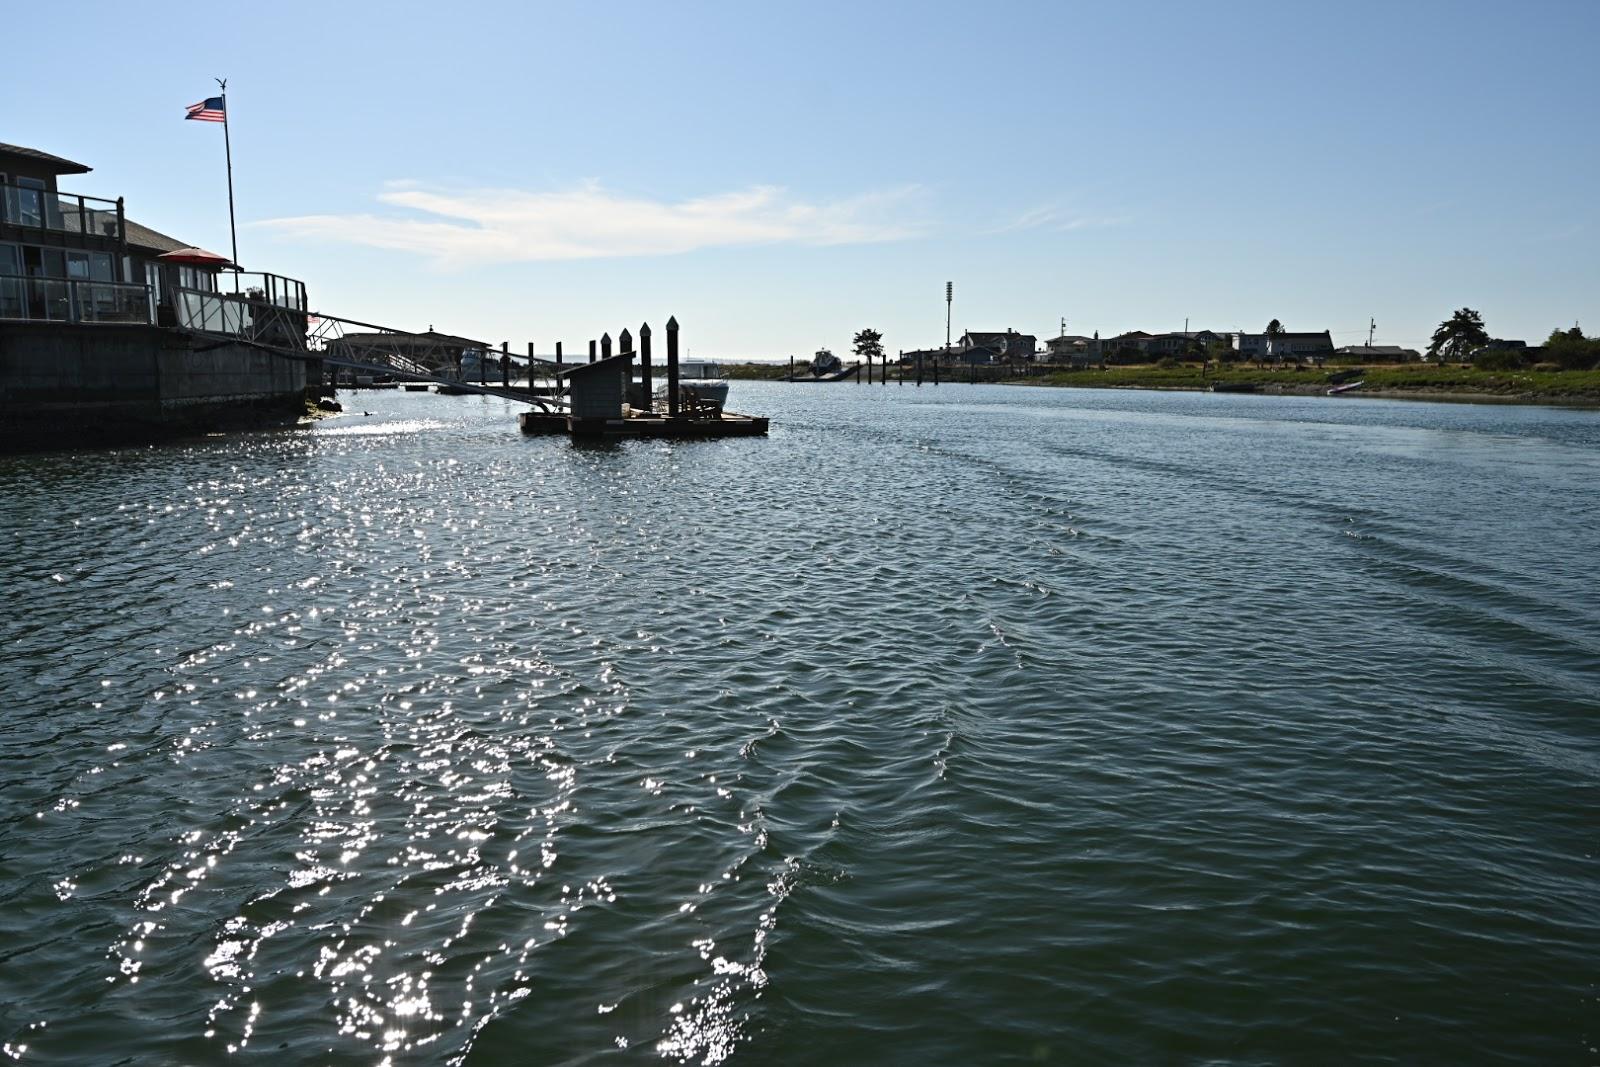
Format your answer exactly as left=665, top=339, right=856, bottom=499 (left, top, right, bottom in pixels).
left=185, top=97, right=226, bottom=123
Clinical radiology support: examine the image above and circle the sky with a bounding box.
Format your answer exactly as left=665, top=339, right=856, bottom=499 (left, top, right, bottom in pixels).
left=8, top=0, right=1598, bottom=359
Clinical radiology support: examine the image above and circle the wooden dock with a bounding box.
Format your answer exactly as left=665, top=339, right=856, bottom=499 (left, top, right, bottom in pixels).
left=520, top=409, right=768, bottom=439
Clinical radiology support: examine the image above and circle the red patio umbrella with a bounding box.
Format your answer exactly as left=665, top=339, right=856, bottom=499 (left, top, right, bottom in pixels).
left=156, top=247, right=235, bottom=268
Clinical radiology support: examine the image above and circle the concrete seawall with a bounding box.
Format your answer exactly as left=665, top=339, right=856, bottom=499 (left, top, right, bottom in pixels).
left=0, top=323, right=308, bottom=448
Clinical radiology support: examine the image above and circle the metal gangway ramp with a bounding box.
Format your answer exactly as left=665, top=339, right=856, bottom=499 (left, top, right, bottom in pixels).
left=170, top=278, right=560, bottom=410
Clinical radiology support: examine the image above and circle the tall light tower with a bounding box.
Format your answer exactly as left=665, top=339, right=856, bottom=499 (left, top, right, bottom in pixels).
left=945, top=281, right=953, bottom=350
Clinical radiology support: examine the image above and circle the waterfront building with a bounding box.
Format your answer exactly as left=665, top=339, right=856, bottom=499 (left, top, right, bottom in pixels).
left=0, top=141, right=295, bottom=329
left=1, top=140, right=312, bottom=446
left=1334, top=344, right=1421, bottom=362
left=960, top=329, right=1038, bottom=364
left=1236, top=330, right=1335, bottom=363
left=1045, top=334, right=1095, bottom=362
left=1, top=142, right=144, bottom=323
left=1144, top=330, right=1231, bottom=357
left=1102, top=330, right=1153, bottom=363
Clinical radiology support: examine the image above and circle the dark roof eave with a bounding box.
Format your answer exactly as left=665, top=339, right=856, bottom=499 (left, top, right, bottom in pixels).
left=0, top=141, right=92, bottom=175
left=558, top=352, right=635, bottom=378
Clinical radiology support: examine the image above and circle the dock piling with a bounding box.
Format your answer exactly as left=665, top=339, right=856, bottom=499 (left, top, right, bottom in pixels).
left=639, top=322, right=653, bottom=412
left=666, top=316, right=680, bottom=418
left=601, top=333, right=612, bottom=361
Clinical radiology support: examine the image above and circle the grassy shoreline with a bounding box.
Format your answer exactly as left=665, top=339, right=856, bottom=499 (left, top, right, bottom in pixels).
left=726, top=361, right=1600, bottom=405
left=1021, top=364, right=1600, bottom=404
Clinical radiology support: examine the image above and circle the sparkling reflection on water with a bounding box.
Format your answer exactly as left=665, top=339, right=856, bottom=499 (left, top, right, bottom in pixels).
left=1, top=384, right=1598, bottom=1064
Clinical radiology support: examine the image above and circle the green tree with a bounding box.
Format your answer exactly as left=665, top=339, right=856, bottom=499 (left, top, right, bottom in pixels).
left=852, top=328, right=885, bottom=365
left=1264, top=319, right=1284, bottom=335
left=1207, top=338, right=1236, bottom=364
left=1427, top=308, right=1490, bottom=363
left=1545, top=325, right=1600, bottom=370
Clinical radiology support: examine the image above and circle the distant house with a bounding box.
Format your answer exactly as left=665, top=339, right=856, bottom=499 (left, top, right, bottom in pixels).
left=961, top=329, right=1037, bottom=364
left=1467, top=339, right=1544, bottom=364
left=1102, top=331, right=1152, bottom=363
left=1236, top=330, right=1334, bottom=363
left=1146, top=330, right=1230, bottom=357
left=1334, top=344, right=1420, bottom=362
left=1045, top=334, right=1094, bottom=361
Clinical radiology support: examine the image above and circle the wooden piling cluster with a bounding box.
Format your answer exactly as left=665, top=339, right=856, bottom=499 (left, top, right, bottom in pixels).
left=520, top=317, right=768, bottom=439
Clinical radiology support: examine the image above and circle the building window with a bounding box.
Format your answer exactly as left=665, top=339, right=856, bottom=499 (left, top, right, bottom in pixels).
left=11, top=177, right=45, bottom=227
left=66, top=251, right=114, bottom=282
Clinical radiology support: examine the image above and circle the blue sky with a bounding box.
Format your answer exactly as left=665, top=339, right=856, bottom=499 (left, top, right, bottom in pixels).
left=10, top=0, right=1598, bottom=358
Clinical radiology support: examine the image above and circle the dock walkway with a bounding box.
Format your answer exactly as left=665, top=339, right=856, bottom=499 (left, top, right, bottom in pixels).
left=520, top=410, right=768, bottom=439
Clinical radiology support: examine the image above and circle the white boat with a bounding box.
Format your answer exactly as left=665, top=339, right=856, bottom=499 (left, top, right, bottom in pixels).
left=811, top=348, right=842, bottom=376
left=658, top=360, right=729, bottom=406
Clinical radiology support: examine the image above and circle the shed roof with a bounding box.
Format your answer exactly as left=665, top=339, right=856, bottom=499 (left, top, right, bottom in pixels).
left=558, top=351, right=634, bottom=379
left=0, top=141, right=92, bottom=175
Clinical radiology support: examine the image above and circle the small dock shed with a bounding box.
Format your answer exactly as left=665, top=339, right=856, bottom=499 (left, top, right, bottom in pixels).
left=560, top=352, right=634, bottom=421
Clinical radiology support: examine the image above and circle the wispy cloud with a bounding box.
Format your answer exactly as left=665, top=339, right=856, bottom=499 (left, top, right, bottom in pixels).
left=257, top=181, right=926, bottom=267
left=988, top=204, right=1130, bottom=235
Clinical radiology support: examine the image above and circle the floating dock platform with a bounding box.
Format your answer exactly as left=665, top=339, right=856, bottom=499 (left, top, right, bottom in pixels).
left=520, top=410, right=768, bottom=439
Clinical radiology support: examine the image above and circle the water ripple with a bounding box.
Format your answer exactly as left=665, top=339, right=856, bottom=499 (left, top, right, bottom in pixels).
left=1, top=385, right=1597, bottom=1064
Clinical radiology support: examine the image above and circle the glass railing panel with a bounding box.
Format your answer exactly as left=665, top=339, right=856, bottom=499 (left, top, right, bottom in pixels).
left=35, top=279, right=71, bottom=322
left=0, top=187, right=123, bottom=240
left=0, top=275, right=151, bottom=324
left=175, top=288, right=253, bottom=335
left=0, top=276, right=24, bottom=319
left=75, top=282, right=151, bottom=323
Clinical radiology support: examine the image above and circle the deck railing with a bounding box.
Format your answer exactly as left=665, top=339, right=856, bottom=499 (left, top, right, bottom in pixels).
left=174, top=287, right=254, bottom=335
left=0, top=183, right=125, bottom=243
left=233, top=272, right=308, bottom=312
left=0, top=274, right=151, bottom=324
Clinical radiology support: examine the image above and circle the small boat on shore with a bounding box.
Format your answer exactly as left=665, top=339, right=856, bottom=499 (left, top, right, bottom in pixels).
left=1211, top=381, right=1259, bottom=393
left=811, top=348, right=842, bottom=376
left=1328, top=380, right=1366, bottom=396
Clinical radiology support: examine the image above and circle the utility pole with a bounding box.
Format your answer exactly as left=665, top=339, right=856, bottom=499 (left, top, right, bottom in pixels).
left=945, top=281, right=953, bottom=351
left=1368, top=318, right=1376, bottom=348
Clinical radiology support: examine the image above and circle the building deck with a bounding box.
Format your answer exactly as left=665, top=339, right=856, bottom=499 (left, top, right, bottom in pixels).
left=519, top=410, right=769, bottom=439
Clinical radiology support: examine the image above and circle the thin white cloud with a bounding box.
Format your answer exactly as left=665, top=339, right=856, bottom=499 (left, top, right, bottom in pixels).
left=988, top=205, right=1130, bottom=235
left=257, top=180, right=926, bottom=267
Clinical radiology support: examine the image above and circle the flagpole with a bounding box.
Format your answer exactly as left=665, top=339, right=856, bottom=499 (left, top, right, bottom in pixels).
left=218, top=77, right=239, bottom=292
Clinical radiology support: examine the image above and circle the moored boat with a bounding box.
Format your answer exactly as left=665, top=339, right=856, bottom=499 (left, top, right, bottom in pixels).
left=657, top=359, right=729, bottom=406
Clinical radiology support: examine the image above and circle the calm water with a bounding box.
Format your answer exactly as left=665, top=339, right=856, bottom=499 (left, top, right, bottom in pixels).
left=2, top=383, right=1597, bottom=1065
